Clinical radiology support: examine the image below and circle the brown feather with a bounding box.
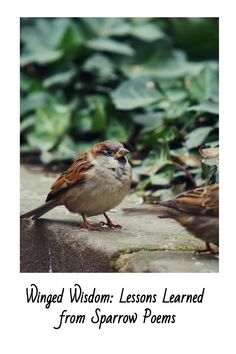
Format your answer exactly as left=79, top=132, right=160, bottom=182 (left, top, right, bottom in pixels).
left=20, top=140, right=131, bottom=224
left=46, top=153, right=93, bottom=202
left=160, top=184, right=219, bottom=217
left=124, top=184, right=219, bottom=247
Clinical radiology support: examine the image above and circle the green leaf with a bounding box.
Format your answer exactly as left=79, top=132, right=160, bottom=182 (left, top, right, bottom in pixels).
left=132, top=112, right=164, bottom=126
left=150, top=172, right=172, bottom=186
left=36, top=106, right=71, bottom=137
left=122, top=50, right=203, bottom=79
left=165, top=88, right=188, bottom=102
left=111, top=77, right=163, bottom=110
left=20, top=19, right=76, bottom=66
left=155, top=126, right=177, bottom=142
left=20, top=116, right=35, bottom=133
left=20, top=18, right=219, bottom=181
left=185, top=127, right=213, bottom=149
left=106, top=119, right=132, bottom=142
left=81, top=18, right=131, bottom=37
left=131, top=23, right=165, bottom=42
left=165, top=101, right=190, bottom=120
left=21, top=18, right=71, bottom=50
left=155, top=61, right=202, bottom=79
left=26, top=106, right=71, bottom=151
left=201, top=161, right=218, bottom=184
left=21, top=92, right=50, bottom=116
left=200, top=146, right=219, bottom=184
left=87, top=38, right=135, bottom=56
left=26, top=133, right=55, bottom=151
left=20, top=49, right=63, bottom=66
left=187, top=64, right=219, bottom=102
left=85, top=96, right=107, bottom=133
left=72, top=109, right=93, bottom=134
left=20, top=74, right=32, bottom=92
left=187, top=101, right=219, bottom=114
left=41, top=136, right=77, bottom=164
left=59, top=21, right=85, bottom=54
left=141, top=146, right=171, bottom=176
left=43, top=69, right=76, bottom=88
left=171, top=148, right=201, bottom=167
left=83, top=54, right=115, bottom=76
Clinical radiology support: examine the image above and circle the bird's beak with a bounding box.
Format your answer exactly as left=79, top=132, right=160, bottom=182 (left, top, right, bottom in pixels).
left=115, top=148, right=129, bottom=159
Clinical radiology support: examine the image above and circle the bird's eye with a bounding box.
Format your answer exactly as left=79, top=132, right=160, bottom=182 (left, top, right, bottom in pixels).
left=104, top=150, right=113, bottom=156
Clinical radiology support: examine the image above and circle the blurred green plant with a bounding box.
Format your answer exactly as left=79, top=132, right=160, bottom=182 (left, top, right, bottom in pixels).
left=20, top=18, right=219, bottom=198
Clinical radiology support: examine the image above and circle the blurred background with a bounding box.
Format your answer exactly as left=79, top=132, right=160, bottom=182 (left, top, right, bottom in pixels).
left=20, top=18, right=219, bottom=200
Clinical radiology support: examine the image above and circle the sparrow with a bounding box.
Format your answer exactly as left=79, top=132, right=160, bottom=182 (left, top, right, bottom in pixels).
left=21, top=140, right=132, bottom=231
left=124, top=184, right=219, bottom=253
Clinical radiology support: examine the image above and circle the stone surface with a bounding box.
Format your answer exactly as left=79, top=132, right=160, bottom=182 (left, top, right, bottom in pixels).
left=113, top=250, right=218, bottom=273
left=20, top=165, right=219, bottom=273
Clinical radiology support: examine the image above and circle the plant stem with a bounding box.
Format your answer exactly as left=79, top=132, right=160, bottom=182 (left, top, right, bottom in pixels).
left=172, top=161, right=197, bottom=188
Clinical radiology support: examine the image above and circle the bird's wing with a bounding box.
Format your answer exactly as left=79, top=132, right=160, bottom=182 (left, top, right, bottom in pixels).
left=46, top=153, right=93, bottom=202
left=162, top=184, right=219, bottom=217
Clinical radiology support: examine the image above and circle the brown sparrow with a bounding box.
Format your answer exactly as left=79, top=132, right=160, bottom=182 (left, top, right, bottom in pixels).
left=21, top=140, right=132, bottom=231
left=124, top=184, right=219, bottom=253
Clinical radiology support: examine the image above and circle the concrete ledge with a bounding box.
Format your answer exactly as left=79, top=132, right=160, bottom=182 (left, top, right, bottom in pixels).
left=113, top=250, right=218, bottom=273
left=20, top=165, right=219, bottom=273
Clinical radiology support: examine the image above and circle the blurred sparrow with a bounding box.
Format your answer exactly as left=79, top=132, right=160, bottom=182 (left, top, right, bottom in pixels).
left=21, top=140, right=132, bottom=231
left=124, top=184, right=219, bottom=253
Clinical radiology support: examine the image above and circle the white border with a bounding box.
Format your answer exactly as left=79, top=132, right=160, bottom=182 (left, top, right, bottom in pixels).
left=1, top=1, right=235, bottom=353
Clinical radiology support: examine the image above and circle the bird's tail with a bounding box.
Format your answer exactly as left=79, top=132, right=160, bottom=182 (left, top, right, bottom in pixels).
left=20, top=199, right=59, bottom=220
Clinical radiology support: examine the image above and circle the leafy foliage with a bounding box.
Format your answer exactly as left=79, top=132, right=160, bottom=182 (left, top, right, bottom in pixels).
left=20, top=18, right=219, bottom=197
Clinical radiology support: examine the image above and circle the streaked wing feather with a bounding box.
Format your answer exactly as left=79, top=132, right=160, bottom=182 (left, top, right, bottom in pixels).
left=161, top=184, right=219, bottom=217
left=46, top=153, right=93, bottom=202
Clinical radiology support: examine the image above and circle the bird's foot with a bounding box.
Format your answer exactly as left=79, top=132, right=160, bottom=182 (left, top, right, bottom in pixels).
left=194, top=242, right=219, bottom=255
left=99, top=221, right=121, bottom=229
left=82, top=215, right=101, bottom=231
left=83, top=223, right=101, bottom=231
left=100, top=213, right=122, bottom=229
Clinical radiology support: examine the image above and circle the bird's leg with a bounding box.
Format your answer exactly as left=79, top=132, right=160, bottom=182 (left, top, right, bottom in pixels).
left=195, top=242, right=219, bottom=255
left=82, top=214, right=101, bottom=231
left=99, top=213, right=121, bottom=229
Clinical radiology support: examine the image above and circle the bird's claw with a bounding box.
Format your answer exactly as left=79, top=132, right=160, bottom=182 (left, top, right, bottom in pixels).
left=82, top=222, right=101, bottom=231
left=99, top=221, right=122, bottom=229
